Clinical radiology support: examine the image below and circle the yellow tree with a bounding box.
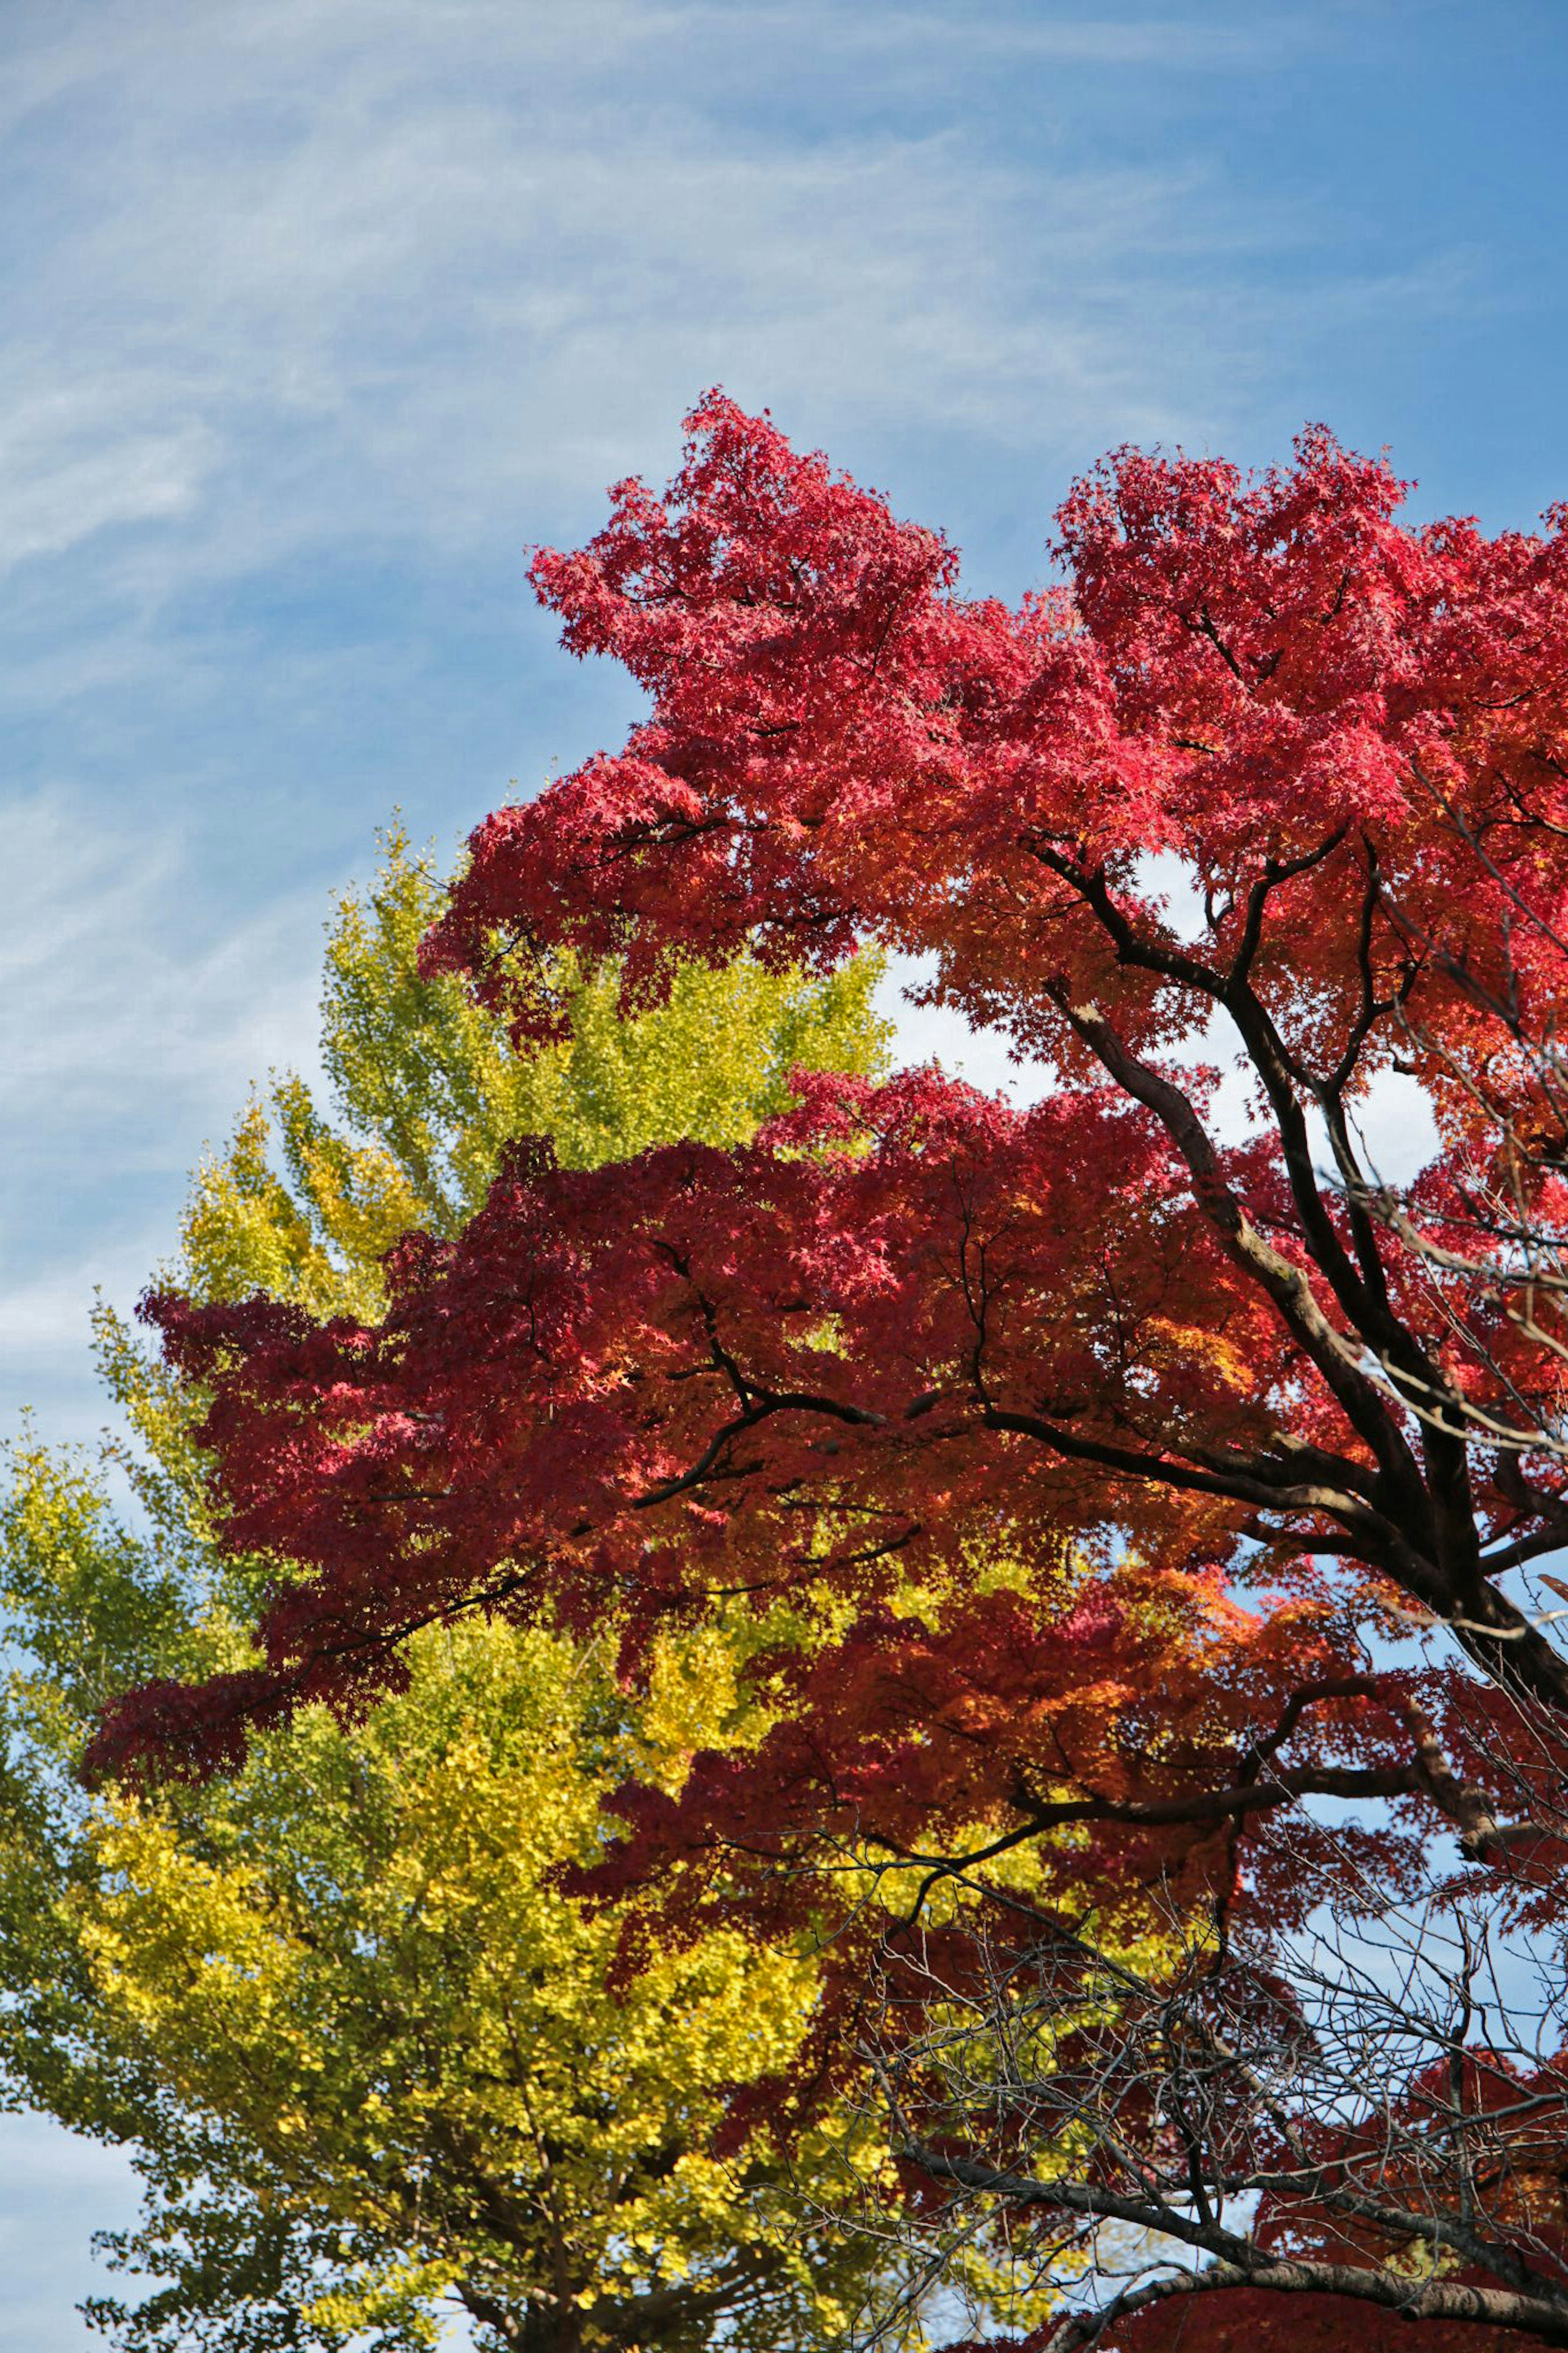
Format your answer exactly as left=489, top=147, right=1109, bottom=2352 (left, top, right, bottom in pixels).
left=0, top=826, right=898, bottom=2353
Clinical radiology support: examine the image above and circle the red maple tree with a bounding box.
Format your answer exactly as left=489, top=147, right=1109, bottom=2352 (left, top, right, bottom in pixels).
left=92, top=397, right=1568, bottom=2344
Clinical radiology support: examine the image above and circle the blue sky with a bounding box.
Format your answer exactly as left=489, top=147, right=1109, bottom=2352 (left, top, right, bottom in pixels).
left=4, top=0, right=1568, bottom=2340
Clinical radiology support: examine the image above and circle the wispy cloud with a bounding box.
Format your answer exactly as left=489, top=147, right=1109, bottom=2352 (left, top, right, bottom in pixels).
left=0, top=0, right=1431, bottom=624
left=1, top=789, right=322, bottom=1131
left=0, top=2113, right=140, bottom=2346
left=0, top=375, right=216, bottom=569
left=733, top=4, right=1319, bottom=67
left=0, top=789, right=326, bottom=1421
left=0, top=0, right=1470, bottom=1427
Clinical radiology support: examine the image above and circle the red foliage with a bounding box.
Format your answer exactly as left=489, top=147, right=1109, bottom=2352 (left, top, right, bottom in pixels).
left=81, top=397, right=1568, bottom=2335
left=91, top=395, right=1568, bottom=1796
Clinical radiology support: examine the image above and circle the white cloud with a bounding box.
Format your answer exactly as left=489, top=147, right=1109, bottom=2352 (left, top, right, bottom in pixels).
left=878, top=953, right=1056, bottom=1102
left=0, top=790, right=322, bottom=1127
left=0, top=377, right=215, bottom=567
left=0, top=790, right=328, bottom=1416
left=0, top=2114, right=140, bottom=2353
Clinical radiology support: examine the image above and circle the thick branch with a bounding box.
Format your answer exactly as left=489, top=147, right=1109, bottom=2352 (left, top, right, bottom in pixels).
left=904, top=2146, right=1568, bottom=2347
left=1049, top=992, right=1426, bottom=1513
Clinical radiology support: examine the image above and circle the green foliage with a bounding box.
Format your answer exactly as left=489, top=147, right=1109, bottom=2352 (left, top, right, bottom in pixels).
left=77, top=1624, right=854, bottom=2353
left=180, top=819, right=889, bottom=1320
left=0, top=824, right=899, bottom=2353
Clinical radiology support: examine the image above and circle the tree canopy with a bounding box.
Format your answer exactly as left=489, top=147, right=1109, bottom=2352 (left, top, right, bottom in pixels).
left=83, top=402, right=1568, bottom=2345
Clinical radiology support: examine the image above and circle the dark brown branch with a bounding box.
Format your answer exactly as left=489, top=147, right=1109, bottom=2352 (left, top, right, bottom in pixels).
left=904, top=2145, right=1568, bottom=2347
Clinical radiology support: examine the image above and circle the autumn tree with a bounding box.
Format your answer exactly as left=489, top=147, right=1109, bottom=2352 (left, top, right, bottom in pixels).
left=89, top=404, right=1568, bottom=2343
left=0, top=825, right=924, bottom=2353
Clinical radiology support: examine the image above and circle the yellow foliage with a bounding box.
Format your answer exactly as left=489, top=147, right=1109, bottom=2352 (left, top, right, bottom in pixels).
left=0, top=821, right=1176, bottom=2353
left=0, top=822, right=900, bottom=2353
left=75, top=1621, right=850, bottom=2347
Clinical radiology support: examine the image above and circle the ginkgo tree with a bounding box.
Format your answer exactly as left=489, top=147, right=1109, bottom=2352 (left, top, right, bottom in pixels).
left=95, top=400, right=1568, bottom=2348
left=0, top=826, right=942, bottom=2353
